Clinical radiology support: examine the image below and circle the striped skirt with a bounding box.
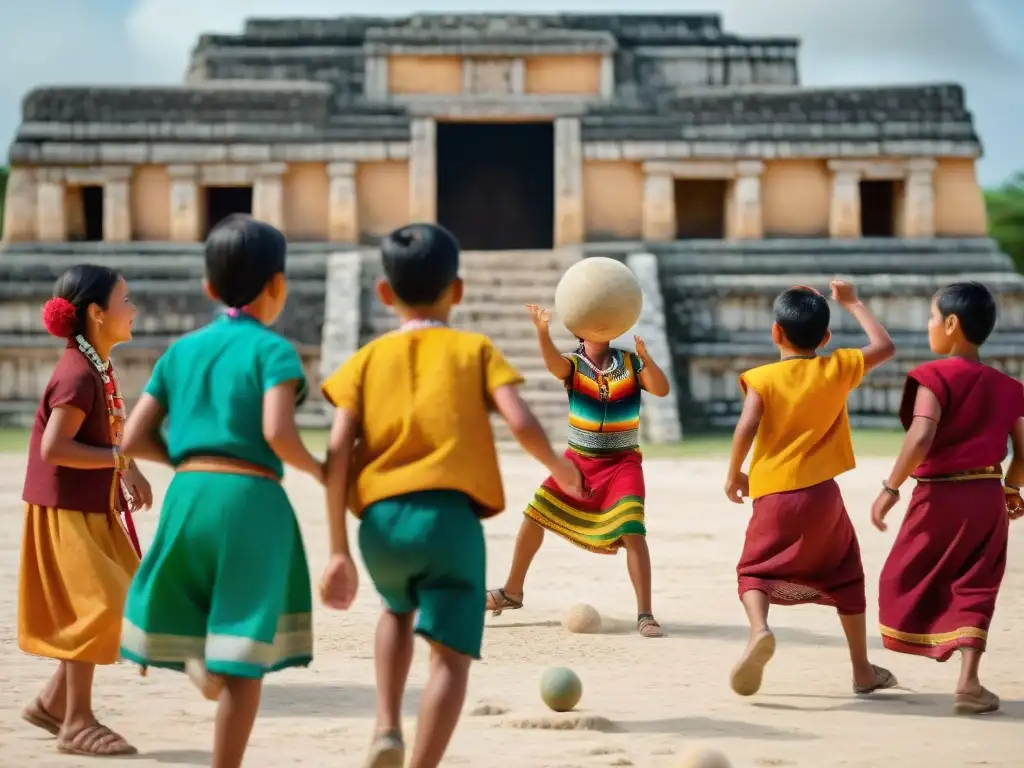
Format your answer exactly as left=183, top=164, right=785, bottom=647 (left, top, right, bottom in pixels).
left=525, top=448, right=645, bottom=554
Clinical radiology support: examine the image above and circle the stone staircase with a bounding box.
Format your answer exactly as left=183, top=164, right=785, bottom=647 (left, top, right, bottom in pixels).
left=361, top=249, right=581, bottom=446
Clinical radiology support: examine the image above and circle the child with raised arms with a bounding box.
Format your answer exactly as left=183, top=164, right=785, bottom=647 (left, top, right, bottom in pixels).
left=119, top=214, right=324, bottom=768
left=19, top=264, right=149, bottom=757
left=873, top=281, right=1024, bottom=715
left=318, top=223, right=581, bottom=768
left=725, top=280, right=898, bottom=697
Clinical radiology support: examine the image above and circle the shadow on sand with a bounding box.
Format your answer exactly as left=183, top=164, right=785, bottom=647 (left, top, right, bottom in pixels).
left=753, top=691, right=1023, bottom=720
left=617, top=714, right=816, bottom=741
left=138, top=749, right=212, bottom=765
left=258, top=682, right=421, bottom=718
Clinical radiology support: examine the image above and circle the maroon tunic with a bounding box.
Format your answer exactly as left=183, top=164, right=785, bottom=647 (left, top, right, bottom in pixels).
left=22, top=342, right=125, bottom=514
left=879, top=357, right=1024, bottom=660
left=737, top=479, right=866, bottom=615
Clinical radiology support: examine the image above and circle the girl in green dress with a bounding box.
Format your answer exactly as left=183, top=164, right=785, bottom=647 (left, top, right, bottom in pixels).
left=120, top=215, right=331, bottom=768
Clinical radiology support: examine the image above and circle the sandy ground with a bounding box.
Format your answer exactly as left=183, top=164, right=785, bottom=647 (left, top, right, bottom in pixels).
left=0, top=452, right=1021, bottom=768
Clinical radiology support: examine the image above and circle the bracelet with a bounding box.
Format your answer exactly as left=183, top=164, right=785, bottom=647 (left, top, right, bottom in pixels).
left=1006, top=482, right=1021, bottom=492
left=113, top=449, right=130, bottom=472
left=881, top=481, right=900, bottom=498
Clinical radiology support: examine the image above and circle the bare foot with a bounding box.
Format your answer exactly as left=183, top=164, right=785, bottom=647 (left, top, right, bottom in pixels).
left=186, top=659, right=225, bottom=701
left=362, top=729, right=405, bottom=768
left=730, top=629, right=775, bottom=697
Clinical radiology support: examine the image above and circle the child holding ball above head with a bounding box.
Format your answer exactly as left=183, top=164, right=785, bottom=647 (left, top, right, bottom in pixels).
left=485, top=257, right=673, bottom=639
left=319, top=223, right=581, bottom=768
left=725, top=280, right=898, bottom=697
left=874, top=282, right=1024, bottom=715
left=19, top=265, right=147, bottom=757
left=119, top=215, right=322, bottom=768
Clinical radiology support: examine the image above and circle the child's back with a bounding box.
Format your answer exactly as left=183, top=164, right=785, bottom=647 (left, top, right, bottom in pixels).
left=323, top=325, right=517, bottom=518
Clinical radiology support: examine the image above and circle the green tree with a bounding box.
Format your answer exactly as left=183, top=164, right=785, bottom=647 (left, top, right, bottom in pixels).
left=986, top=172, right=1024, bottom=272
left=0, top=165, right=7, bottom=240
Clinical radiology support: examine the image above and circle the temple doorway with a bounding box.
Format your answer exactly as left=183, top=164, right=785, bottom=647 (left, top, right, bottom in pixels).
left=674, top=179, right=727, bottom=239
left=203, top=186, right=253, bottom=237
left=436, top=122, right=555, bottom=250
left=860, top=180, right=896, bottom=237
left=81, top=186, right=104, bottom=242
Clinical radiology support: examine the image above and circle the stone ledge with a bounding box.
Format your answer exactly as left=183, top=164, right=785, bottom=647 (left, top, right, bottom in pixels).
left=581, top=137, right=980, bottom=158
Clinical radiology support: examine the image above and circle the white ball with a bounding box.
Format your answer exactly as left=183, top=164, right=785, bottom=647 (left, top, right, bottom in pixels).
left=674, top=747, right=733, bottom=768
left=563, top=603, right=602, bottom=634
left=554, top=257, right=642, bottom=343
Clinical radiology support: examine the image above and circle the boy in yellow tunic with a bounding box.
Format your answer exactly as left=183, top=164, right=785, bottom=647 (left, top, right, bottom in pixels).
left=724, top=280, right=898, bottom=697
left=319, top=223, right=581, bottom=768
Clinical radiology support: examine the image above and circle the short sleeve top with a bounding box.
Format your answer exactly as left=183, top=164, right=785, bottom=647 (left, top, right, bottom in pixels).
left=739, top=348, right=865, bottom=498
left=144, top=314, right=307, bottom=478
left=562, top=349, right=646, bottom=455
left=321, top=327, right=523, bottom=518
left=22, top=343, right=117, bottom=514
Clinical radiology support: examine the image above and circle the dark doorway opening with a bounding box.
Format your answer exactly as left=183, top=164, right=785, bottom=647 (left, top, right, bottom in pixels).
left=859, top=180, right=895, bottom=237
left=436, top=122, right=554, bottom=250
left=674, top=179, right=727, bottom=239
left=81, top=185, right=104, bottom=242
left=204, top=186, right=253, bottom=237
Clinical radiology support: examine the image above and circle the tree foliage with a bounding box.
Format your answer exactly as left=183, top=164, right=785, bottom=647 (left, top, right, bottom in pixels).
left=0, top=165, right=7, bottom=240
left=986, top=172, right=1024, bottom=273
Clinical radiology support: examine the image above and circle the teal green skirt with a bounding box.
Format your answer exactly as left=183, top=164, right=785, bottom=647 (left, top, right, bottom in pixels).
left=121, top=472, right=313, bottom=679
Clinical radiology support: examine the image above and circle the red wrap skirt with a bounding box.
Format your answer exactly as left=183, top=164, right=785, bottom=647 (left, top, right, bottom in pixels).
left=525, top=448, right=645, bottom=554
left=737, top=479, right=866, bottom=615
left=878, top=479, right=1008, bottom=661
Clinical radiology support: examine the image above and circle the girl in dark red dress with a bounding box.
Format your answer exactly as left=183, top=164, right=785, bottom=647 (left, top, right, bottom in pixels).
left=872, top=281, right=1024, bottom=716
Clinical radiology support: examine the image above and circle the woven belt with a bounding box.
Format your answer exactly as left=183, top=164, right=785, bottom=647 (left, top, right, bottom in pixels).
left=913, top=464, right=1003, bottom=483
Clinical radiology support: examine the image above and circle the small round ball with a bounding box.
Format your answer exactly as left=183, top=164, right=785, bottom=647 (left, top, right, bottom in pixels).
left=539, top=666, right=583, bottom=712
left=674, top=747, right=733, bottom=768
left=554, top=257, right=642, bottom=343
left=563, top=603, right=602, bottom=634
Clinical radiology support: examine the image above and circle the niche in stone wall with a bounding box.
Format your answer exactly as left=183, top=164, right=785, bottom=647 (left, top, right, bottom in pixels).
left=66, top=185, right=104, bottom=242
left=674, top=179, right=727, bottom=239
left=203, top=186, right=253, bottom=237
left=859, top=180, right=896, bottom=237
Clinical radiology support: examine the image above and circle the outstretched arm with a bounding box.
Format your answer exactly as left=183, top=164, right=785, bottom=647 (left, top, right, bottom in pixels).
left=121, top=393, right=171, bottom=466
left=526, top=304, right=572, bottom=380
left=831, top=280, right=895, bottom=372
left=635, top=337, right=670, bottom=397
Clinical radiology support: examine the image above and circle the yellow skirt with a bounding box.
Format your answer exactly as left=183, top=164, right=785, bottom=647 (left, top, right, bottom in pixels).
left=18, top=504, right=140, bottom=664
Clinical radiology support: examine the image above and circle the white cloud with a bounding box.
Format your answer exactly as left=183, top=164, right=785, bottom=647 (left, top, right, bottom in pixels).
left=1, top=0, right=1021, bottom=185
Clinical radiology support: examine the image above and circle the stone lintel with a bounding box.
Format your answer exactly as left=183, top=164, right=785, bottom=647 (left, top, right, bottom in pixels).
left=167, top=164, right=198, bottom=179
left=253, top=162, right=287, bottom=178
left=394, top=94, right=595, bottom=119
left=326, top=162, right=356, bottom=178
left=199, top=165, right=254, bottom=186
left=642, top=159, right=764, bottom=178
left=367, top=41, right=616, bottom=56
left=583, top=140, right=980, bottom=161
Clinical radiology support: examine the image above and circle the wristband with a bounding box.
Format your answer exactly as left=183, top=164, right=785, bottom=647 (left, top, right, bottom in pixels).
left=881, top=481, right=900, bottom=499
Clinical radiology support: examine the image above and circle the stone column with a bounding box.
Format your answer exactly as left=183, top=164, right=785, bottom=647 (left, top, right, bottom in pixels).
left=409, top=118, right=437, bottom=223
left=642, top=171, right=675, bottom=241
left=35, top=170, right=67, bottom=242
left=599, top=54, right=615, bottom=99
left=728, top=161, right=764, bottom=240
left=554, top=117, right=584, bottom=246
left=102, top=167, right=133, bottom=243
left=828, top=163, right=861, bottom=238
left=168, top=165, right=201, bottom=242
left=253, top=163, right=286, bottom=230
left=1, top=167, right=38, bottom=242
left=327, top=162, right=358, bottom=242
left=902, top=159, right=937, bottom=238
left=364, top=56, right=388, bottom=101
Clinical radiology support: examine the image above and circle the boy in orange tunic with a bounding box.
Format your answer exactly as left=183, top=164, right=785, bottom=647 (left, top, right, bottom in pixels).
left=724, top=280, right=897, bottom=697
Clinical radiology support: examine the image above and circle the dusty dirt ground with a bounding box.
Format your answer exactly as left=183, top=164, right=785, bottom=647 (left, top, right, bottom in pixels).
left=0, top=452, right=1021, bottom=767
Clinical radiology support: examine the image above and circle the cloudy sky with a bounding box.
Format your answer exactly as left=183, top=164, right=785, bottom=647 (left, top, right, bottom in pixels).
left=1, top=0, right=1021, bottom=186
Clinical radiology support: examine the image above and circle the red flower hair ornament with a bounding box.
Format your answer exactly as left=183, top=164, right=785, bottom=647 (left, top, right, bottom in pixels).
left=42, top=297, right=78, bottom=338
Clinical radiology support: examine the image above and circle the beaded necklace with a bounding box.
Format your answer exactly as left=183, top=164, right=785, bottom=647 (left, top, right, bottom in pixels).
left=75, top=334, right=140, bottom=556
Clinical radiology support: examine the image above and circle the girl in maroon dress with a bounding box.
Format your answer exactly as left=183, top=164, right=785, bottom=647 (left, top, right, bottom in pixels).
left=872, top=281, right=1024, bottom=716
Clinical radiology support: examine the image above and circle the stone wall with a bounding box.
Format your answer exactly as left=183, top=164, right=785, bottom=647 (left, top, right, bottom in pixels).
left=0, top=243, right=329, bottom=426
left=587, top=238, right=1024, bottom=430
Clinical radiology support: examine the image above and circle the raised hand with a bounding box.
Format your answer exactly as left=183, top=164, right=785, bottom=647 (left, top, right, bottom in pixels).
left=634, top=335, right=649, bottom=359
left=830, top=279, right=859, bottom=307
left=525, top=304, right=552, bottom=331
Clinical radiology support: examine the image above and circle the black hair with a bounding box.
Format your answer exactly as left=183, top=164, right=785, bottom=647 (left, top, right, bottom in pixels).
left=381, top=223, right=460, bottom=306
left=773, top=287, right=831, bottom=351
left=935, top=281, right=997, bottom=346
left=53, top=264, right=121, bottom=337
left=204, top=214, right=287, bottom=308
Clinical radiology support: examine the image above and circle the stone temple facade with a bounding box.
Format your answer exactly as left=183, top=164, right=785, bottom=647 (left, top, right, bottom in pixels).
left=1, top=14, right=1021, bottom=439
